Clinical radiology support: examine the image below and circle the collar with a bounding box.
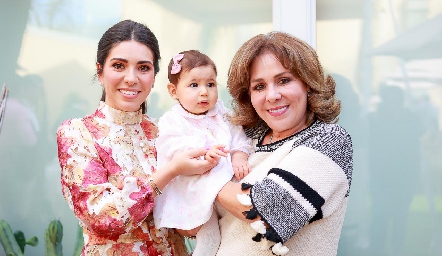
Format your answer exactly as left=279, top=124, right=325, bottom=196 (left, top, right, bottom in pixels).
left=170, top=99, right=223, bottom=119
left=97, top=101, right=143, bottom=125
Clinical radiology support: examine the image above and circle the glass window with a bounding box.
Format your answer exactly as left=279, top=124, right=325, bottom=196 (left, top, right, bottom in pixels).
left=317, top=0, right=442, bottom=255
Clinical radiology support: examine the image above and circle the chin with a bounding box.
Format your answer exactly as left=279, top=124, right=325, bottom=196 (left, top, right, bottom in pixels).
left=120, top=103, right=141, bottom=112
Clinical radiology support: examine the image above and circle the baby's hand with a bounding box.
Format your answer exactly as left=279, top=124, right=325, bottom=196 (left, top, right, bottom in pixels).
left=232, top=151, right=251, bottom=181
left=205, top=144, right=229, bottom=164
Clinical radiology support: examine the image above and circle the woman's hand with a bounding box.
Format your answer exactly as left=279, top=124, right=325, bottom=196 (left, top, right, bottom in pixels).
left=172, top=147, right=220, bottom=176
left=151, top=147, right=217, bottom=195
left=216, top=181, right=256, bottom=223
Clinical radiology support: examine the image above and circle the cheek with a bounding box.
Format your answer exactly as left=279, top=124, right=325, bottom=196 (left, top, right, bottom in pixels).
left=250, top=93, right=262, bottom=110
left=141, top=75, right=155, bottom=87
left=103, top=72, right=120, bottom=85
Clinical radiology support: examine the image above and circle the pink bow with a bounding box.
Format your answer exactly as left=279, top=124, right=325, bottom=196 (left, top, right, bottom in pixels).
left=171, top=53, right=184, bottom=74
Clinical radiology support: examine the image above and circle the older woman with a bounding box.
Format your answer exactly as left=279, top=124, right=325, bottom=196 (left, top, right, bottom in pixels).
left=215, top=32, right=353, bottom=255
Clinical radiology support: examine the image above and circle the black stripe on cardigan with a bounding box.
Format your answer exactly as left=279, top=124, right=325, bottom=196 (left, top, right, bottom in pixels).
left=268, top=168, right=324, bottom=222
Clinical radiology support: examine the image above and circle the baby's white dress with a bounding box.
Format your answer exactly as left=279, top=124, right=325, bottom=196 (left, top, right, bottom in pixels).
left=154, top=100, right=251, bottom=230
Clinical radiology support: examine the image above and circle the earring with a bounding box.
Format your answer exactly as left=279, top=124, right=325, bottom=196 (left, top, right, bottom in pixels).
left=307, top=92, right=310, bottom=97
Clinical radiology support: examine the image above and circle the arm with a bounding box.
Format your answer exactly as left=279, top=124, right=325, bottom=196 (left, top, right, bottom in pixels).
left=217, top=132, right=353, bottom=244
left=57, top=119, right=149, bottom=237
left=216, top=181, right=255, bottom=223
left=57, top=119, right=214, bottom=237
left=151, top=147, right=218, bottom=195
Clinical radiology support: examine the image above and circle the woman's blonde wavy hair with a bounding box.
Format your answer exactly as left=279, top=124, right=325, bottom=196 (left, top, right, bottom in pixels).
left=227, top=31, right=340, bottom=128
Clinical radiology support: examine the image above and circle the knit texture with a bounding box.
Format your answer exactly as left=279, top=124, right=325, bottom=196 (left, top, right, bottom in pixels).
left=216, top=120, right=353, bottom=256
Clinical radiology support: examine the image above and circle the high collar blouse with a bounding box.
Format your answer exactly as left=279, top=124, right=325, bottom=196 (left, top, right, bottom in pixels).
left=56, top=102, right=187, bottom=255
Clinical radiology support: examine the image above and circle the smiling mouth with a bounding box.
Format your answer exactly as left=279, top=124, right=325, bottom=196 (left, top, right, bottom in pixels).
left=120, top=89, right=139, bottom=96
left=268, top=106, right=288, bottom=115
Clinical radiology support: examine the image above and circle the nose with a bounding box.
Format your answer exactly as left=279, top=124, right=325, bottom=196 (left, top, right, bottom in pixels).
left=266, top=84, right=281, bottom=102
left=124, top=67, right=138, bottom=85
left=199, top=85, right=208, bottom=96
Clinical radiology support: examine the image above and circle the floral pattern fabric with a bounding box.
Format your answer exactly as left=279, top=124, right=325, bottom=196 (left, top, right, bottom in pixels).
left=57, top=101, right=187, bottom=256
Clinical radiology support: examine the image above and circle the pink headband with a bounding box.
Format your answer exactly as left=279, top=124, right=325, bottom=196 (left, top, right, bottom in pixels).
left=170, top=53, right=184, bottom=74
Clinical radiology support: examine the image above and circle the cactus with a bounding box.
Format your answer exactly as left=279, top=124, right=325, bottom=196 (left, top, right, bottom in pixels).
left=72, top=224, right=83, bottom=256
left=0, top=219, right=24, bottom=256
left=45, top=220, right=63, bottom=256
left=14, top=231, right=39, bottom=253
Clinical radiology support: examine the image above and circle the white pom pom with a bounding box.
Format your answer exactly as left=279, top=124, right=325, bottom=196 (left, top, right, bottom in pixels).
left=236, top=193, right=252, bottom=206
left=272, top=242, right=289, bottom=255
left=250, top=220, right=266, bottom=234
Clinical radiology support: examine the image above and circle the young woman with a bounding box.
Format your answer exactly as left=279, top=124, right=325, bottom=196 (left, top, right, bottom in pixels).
left=56, top=20, right=216, bottom=256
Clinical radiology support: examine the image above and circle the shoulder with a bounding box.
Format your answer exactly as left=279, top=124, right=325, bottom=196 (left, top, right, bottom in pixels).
left=158, top=108, right=187, bottom=126
left=212, top=99, right=232, bottom=117
left=298, top=121, right=352, bottom=151
left=56, top=112, right=98, bottom=139
left=56, top=117, right=86, bottom=135
left=56, top=117, right=93, bottom=154
left=296, top=121, right=353, bottom=182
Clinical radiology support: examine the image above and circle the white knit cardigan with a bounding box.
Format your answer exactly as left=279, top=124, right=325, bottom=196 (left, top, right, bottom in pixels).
left=215, top=120, right=353, bottom=256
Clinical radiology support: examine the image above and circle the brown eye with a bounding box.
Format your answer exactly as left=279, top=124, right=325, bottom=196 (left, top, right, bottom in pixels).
left=112, top=63, right=124, bottom=70
left=252, top=84, right=265, bottom=91
left=279, top=78, right=291, bottom=84
left=139, top=65, right=151, bottom=72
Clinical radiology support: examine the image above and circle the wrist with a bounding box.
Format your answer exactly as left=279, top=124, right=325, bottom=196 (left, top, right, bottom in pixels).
left=147, top=175, right=162, bottom=196
left=164, top=159, right=181, bottom=177
left=151, top=163, right=178, bottom=193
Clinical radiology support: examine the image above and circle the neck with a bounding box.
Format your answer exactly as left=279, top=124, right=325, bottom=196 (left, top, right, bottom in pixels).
left=270, top=122, right=310, bottom=143
left=178, top=101, right=208, bottom=115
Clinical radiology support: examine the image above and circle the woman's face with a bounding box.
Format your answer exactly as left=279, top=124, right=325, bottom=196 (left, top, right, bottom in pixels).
left=249, top=52, right=309, bottom=136
left=98, top=40, right=155, bottom=112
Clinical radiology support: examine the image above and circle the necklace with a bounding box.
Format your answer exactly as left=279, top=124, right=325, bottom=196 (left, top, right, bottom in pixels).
left=269, top=132, right=273, bottom=143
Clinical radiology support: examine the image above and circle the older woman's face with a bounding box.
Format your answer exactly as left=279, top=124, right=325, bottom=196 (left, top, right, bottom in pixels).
left=249, top=52, right=309, bottom=136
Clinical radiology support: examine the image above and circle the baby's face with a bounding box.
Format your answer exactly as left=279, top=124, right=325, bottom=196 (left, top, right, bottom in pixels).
left=174, top=65, right=218, bottom=115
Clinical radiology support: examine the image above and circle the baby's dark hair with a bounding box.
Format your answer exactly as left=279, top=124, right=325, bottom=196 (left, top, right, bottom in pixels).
left=167, top=50, right=217, bottom=84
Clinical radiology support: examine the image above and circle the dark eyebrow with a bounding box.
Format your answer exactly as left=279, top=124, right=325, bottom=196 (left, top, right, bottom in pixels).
left=137, top=60, right=153, bottom=65
left=110, top=58, right=153, bottom=65
left=250, top=71, right=292, bottom=83
left=110, top=58, right=128, bottom=63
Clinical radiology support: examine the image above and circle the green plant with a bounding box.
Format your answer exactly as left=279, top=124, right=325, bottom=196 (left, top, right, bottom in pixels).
left=1, top=219, right=85, bottom=256
left=0, top=219, right=39, bottom=256
left=72, top=224, right=83, bottom=256
left=44, top=220, right=63, bottom=256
